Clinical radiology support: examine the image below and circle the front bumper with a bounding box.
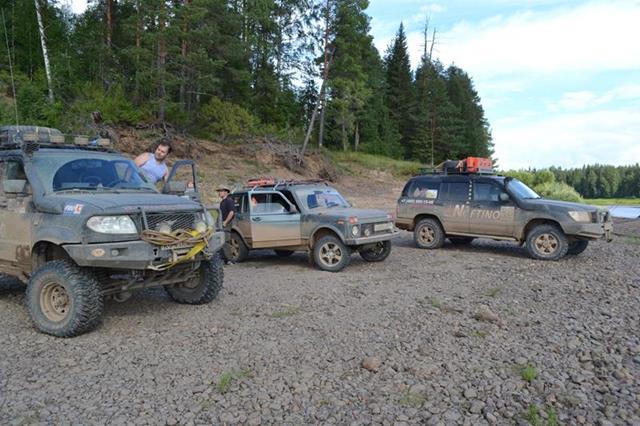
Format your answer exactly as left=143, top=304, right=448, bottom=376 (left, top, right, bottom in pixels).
left=345, top=228, right=401, bottom=246
left=564, top=221, right=613, bottom=242
left=64, top=230, right=225, bottom=270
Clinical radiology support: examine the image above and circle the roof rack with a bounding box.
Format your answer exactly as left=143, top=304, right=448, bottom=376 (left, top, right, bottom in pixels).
left=0, top=125, right=114, bottom=153
left=243, top=177, right=328, bottom=190
left=420, top=157, right=494, bottom=176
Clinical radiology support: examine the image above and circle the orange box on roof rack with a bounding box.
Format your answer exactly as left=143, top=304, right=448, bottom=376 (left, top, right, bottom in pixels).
left=465, top=157, right=492, bottom=173
left=246, top=177, right=276, bottom=187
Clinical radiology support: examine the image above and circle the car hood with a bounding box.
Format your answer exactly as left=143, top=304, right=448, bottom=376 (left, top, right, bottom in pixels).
left=308, top=207, right=390, bottom=222
left=38, top=192, right=202, bottom=215
left=519, top=198, right=597, bottom=212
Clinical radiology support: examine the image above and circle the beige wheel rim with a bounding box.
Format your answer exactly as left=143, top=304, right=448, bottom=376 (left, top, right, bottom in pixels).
left=40, top=282, right=70, bottom=322
left=419, top=225, right=436, bottom=244
left=534, top=233, right=559, bottom=255
left=319, top=242, right=343, bottom=267
left=229, top=237, right=240, bottom=259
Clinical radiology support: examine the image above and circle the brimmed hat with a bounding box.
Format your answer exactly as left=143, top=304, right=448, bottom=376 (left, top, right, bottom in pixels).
left=215, top=185, right=231, bottom=192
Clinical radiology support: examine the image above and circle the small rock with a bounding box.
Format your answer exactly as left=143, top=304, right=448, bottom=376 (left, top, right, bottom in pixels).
left=470, top=400, right=485, bottom=414
left=473, top=305, right=500, bottom=323
left=464, top=388, right=477, bottom=399
left=362, top=357, right=382, bottom=372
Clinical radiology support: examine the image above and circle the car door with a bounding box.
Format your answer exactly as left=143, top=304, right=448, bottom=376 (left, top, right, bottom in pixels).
left=437, top=177, right=471, bottom=234
left=162, top=160, right=200, bottom=202
left=0, top=157, right=33, bottom=273
left=469, top=179, right=516, bottom=237
left=249, top=191, right=302, bottom=248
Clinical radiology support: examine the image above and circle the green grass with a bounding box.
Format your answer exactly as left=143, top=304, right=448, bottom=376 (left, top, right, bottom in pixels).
left=217, top=368, right=254, bottom=394
left=485, top=287, right=501, bottom=298
left=269, top=306, right=302, bottom=318
left=471, top=330, right=488, bottom=338
left=417, top=296, right=442, bottom=309
left=584, top=198, right=640, bottom=206
left=330, top=151, right=422, bottom=178
left=398, top=391, right=426, bottom=408
left=523, top=404, right=559, bottom=426
left=520, top=363, right=538, bottom=382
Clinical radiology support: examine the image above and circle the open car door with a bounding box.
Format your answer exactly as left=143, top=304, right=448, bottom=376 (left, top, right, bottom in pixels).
left=162, top=160, right=200, bottom=202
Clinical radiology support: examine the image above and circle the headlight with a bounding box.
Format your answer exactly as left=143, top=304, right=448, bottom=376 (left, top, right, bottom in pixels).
left=87, top=216, right=137, bottom=234
left=568, top=211, right=592, bottom=222
left=351, top=225, right=360, bottom=236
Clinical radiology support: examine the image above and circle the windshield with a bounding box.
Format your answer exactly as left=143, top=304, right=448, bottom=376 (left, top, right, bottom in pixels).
left=32, top=151, right=157, bottom=193
left=506, top=178, right=540, bottom=199
left=298, top=188, right=350, bottom=210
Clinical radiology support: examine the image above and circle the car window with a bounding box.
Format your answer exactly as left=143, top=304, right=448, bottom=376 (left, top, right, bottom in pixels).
left=407, top=179, right=440, bottom=199
left=232, top=194, right=246, bottom=213
left=473, top=182, right=501, bottom=202
left=439, top=182, right=470, bottom=202
left=4, top=160, right=26, bottom=180
left=250, top=193, right=290, bottom=214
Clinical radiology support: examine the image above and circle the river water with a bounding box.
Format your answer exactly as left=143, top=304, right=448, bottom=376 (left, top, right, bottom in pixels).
left=608, top=205, right=640, bottom=219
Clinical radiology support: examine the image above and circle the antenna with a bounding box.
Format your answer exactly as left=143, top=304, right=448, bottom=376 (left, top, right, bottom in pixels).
left=2, top=8, right=19, bottom=126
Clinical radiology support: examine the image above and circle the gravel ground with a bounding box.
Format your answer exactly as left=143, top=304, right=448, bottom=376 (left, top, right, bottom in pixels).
left=1, top=231, right=639, bottom=425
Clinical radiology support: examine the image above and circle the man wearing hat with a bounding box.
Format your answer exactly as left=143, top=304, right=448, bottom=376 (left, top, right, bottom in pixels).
left=216, top=185, right=235, bottom=263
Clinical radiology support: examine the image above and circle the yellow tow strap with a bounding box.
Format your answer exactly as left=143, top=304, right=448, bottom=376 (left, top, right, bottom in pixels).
left=141, top=227, right=214, bottom=271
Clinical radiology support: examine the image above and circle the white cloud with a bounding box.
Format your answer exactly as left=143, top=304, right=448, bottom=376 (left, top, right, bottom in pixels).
left=493, top=107, right=640, bottom=169
left=402, top=1, right=640, bottom=77
left=549, top=84, right=640, bottom=112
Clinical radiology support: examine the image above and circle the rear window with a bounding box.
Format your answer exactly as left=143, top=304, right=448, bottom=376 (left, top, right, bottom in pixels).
left=403, top=178, right=440, bottom=199
left=439, top=182, right=470, bottom=202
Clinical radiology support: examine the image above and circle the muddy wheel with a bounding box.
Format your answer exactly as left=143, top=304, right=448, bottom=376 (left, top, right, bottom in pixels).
left=567, top=240, right=589, bottom=255
left=226, top=232, right=248, bottom=263
left=274, top=249, right=294, bottom=257
left=359, top=241, right=392, bottom=262
left=165, top=252, right=224, bottom=304
left=26, top=261, right=103, bottom=337
left=414, top=218, right=445, bottom=249
left=313, top=235, right=351, bottom=272
left=449, top=237, right=474, bottom=245
left=526, top=224, right=568, bottom=261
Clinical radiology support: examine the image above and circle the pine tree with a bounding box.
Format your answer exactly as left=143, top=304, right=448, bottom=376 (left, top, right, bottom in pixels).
left=383, top=22, right=414, bottom=158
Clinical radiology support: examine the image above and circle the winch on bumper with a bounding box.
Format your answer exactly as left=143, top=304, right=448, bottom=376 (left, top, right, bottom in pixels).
left=63, top=230, right=225, bottom=270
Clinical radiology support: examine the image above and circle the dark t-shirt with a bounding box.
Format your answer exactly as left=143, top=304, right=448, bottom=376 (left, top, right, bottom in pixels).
left=220, top=196, right=235, bottom=223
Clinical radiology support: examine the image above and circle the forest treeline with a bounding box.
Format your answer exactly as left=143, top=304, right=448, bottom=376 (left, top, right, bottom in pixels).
left=504, top=165, right=640, bottom=200
left=0, top=0, right=493, bottom=164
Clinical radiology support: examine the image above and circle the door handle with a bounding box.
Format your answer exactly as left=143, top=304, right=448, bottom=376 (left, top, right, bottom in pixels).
left=252, top=217, right=262, bottom=222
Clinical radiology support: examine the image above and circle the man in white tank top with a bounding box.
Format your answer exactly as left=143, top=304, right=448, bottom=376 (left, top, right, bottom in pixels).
left=135, top=139, right=172, bottom=184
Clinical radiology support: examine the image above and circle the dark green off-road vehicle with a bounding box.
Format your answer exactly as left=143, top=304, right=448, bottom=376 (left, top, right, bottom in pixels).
left=0, top=126, right=225, bottom=337
left=396, top=163, right=613, bottom=260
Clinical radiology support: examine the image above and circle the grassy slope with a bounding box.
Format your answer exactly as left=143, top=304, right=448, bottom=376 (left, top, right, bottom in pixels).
left=584, top=198, right=640, bottom=206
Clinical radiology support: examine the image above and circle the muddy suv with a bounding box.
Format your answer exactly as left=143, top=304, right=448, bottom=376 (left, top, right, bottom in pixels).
left=225, top=179, right=398, bottom=272
left=396, top=162, right=613, bottom=260
left=0, top=126, right=225, bottom=337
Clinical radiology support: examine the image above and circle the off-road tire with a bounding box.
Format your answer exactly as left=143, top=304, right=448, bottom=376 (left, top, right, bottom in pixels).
left=449, top=237, right=475, bottom=245
left=274, top=249, right=294, bottom=257
left=226, top=232, right=248, bottom=263
left=567, top=240, right=589, bottom=256
left=359, top=241, right=392, bottom=262
left=313, top=235, right=351, bottom=272
left=414, top=218, right=445, bottom=249
left=26, top=261, right=104, bottom=337
left=165, top=253, right=224, bottom=304
left=526, top=224, right=569, bottom=261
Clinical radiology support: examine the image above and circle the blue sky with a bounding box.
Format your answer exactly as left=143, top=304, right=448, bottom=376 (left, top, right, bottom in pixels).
left=368, top=0, right=640, bottom=169
left=66, top=0, right=639, bottom=170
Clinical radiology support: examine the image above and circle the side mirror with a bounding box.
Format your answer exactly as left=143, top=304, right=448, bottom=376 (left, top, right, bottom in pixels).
left=3, top=179, right=28, bottom=194
left=499, top=192, right=510, bottom=202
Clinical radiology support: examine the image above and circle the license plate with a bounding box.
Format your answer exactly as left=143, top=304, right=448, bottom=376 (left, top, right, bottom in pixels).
left=374, top=222, right=393, bottom=232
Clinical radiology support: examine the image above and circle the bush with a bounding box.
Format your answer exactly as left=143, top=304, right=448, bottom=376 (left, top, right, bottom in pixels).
left=197, top=97, right=258, bottom=143
left=534, top=181, right=583, bottom=202
left=503, top=170, right=535, bottom=187
left=68, top=82, right=148, bottom=127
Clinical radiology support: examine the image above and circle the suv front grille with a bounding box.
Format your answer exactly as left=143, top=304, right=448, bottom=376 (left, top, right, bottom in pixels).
left=361, top=221, right=394, bottom=237
left=144, top=212, right=198, bottom=232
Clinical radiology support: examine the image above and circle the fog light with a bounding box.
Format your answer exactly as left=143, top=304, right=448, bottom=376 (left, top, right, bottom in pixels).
left=91, top=248, right=105, bottom=257
left=157, top=222, right=172, bottom=234
left=351, top=225, right=359, bottom=236
left=195, top=221, right=207, bottom=233
left=111, top=249, right=119, bottom=257
left=363, top=228, right=371, bottom=237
